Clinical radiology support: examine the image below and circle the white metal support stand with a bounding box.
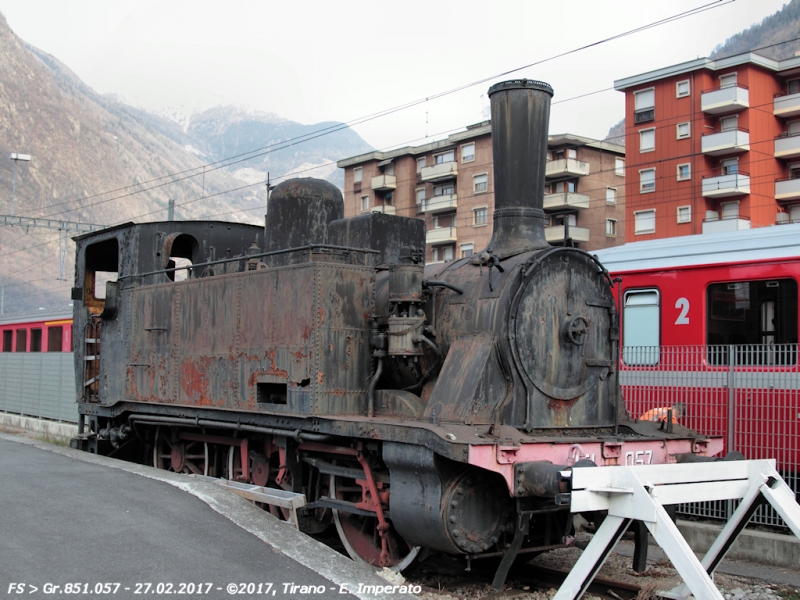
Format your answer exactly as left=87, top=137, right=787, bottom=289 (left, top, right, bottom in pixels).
left=554, top=459, right=800, bottom=600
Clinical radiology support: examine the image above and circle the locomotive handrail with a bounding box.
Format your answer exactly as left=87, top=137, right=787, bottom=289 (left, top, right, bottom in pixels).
left=422, top=280, right=464, bottom=294
left=117, top=243, right=381, bottom=281
left=127, top=414, right=332, bottom=443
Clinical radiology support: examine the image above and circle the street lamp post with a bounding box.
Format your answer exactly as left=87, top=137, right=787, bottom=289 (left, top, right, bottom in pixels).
left=9, top=153, right=31, bottom=216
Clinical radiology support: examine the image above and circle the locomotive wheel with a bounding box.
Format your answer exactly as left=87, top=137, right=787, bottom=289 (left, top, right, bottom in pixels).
left=330, top=475, right=419, bottom=571
left=152, top=426, right=208, bottom=475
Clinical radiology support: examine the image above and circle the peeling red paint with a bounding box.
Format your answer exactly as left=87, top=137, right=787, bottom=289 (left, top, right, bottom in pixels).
left=180, top=357, right=213, bottom=405
left=317, top=371, right=325, bottom=384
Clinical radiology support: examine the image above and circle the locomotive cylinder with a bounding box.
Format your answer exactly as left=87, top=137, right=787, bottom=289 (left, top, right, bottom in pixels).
left=485, top=79, right=553, bottom=257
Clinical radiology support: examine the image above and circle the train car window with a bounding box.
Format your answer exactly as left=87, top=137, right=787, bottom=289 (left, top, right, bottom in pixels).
left=707, top=279, right=798, bottom=365
left=83, top=238, right=119, bottom=313
left=15, top=329, right=27, bottom=352
left=2, top=330, right=11, bottom=352
left=622, top=290, right=660, bottom=366
left=47, top=327, right=63, bottom=352
left=30, top=329, right=42, bottom=352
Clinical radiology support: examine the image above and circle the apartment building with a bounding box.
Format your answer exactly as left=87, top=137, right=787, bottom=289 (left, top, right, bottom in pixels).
left=615, top=52, right=800, bottom=242
left=337, top=123, right=625, bottom=263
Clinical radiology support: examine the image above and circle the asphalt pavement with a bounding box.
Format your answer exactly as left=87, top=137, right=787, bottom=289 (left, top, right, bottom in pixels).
left=0, top=434, right=419, bottom=600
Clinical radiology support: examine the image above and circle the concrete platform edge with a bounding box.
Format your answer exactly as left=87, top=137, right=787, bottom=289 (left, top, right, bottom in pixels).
left=0, top=432, right=419, bottom=600
left=0, top=412, right=78, bottom=438
left=677, top=519, right=800, bottom=570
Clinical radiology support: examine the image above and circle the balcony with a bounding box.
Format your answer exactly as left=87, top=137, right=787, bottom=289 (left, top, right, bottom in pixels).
left=774, top=133, right=800, bottom=159
left=368, top=204, right=396, bottom=215
left=543, top=192, right=590, bottom=211
left=701, top=130, right=749, bottom=156
left=426, top=226, right=458, bottom=244
left=420, top=161, right=457, bottom=182
left=419, top=193, right=457, bottom=215
left=371, top=174, right=396, bottom=192
left=545, top=158, right=590, bottom=179
left=701, top=86, right=749, bottom=114
left=775, top=177, right=800, bottom=201
left=702, top=173, right=750, bottom=198
left=702, top=216, right=750, bottom=234
left=545, top=225, right=590, bottom=243
left=774, top=92, right=800, bottom=118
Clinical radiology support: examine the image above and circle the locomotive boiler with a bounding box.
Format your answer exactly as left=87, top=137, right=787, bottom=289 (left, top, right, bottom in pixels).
left=71, top=80, right=723, bottom=581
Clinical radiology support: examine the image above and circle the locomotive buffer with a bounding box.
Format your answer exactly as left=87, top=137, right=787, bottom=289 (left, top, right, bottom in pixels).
left=554, top=459, right=800, bottom=600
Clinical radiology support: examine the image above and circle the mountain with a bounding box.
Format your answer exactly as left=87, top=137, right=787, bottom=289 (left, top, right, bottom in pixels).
left=710, top=0, right=800, bottom=60
left=143, top=104, right=374, bottom=190
left=0, top=11, right=374, bottom=313
left=0, top=13, right=259, bottom=313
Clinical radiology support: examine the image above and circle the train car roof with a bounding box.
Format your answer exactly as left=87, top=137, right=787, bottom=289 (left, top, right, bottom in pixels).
left=592, top=224, right=800, bottom=273
left=0, top=306, right=73, bottom=326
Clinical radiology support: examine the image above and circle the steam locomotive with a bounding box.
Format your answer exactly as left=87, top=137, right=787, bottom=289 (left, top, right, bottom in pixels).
left=70, top=80, right=723, bottom=580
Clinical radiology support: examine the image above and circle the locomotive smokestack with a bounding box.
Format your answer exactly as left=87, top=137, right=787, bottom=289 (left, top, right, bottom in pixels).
left=485, top=79, right=553, bottom=257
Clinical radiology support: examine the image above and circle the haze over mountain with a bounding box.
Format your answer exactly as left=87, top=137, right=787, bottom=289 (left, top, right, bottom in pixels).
left=0, top=12, right=372, bottom=313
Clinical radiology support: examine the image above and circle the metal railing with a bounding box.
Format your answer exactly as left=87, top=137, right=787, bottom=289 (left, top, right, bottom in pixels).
left=0, top=353, right=77, bottom=423
left=620, top=344, right=799, bottom=529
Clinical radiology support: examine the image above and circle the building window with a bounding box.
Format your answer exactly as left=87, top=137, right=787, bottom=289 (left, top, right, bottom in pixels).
left=677, top=163, right=691, bottom=180
left=719, top=72, right=737, bottom=89
left=606, top=219, right=617, bottom=237
left=435, top=150, right=455, bottom=164
left=433, top=183, right=455, bottom=196
left=720, top=115, right=738, bottom=132
left=554, top=180, right=576, bottom=193
left=639, top=128, right=655, bottom=153
left=360, top=195, right=369, bottom=212
left=354, top=167, right=362, bottom=183
left=634, top=88, right=655, bottom=123
left=433, top=216, right=441, bottom=229
left=721, top=201, right=739, bottom=220
left=473, top=207, right=488, bottom=226
left=432, top=246, right=454, bottom=262
left=606, top=187, right=617, bottom=205
left=416, top=188, right=425, bottom=205
left=634, top=209, right=656, bottom=234
left=473, top=173, right=488, bottom=193
left=676, top=80, right=690, bottom=97
left=461, top=143, right=475, bottom=163
left=639, top=168, right=655, bottom=193
left=677, top=206, right=691, bottom=223
left=676, top=122, right=690, bottom=139
left=788, top=79, right=800, bottom=94
left=416, top=157, right=426, bottom=173
left=721, top=158, right=739, bottom=175
left=615, top=157, right=625, bottom=176
left=461, top=243, right=474, bottom=258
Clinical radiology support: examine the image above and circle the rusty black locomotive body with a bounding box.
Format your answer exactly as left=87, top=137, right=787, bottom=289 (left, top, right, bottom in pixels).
left=71, top=81, right=721, bottom=575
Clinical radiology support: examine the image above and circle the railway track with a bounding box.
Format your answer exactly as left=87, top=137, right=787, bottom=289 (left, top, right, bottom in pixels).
left=408, top=562, right=643, bottom=600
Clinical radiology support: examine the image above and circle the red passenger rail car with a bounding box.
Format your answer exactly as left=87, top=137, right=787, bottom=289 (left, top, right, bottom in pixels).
left=0, top=308, right=73, bottom=353
left=594, top=226, right=800, bottom=488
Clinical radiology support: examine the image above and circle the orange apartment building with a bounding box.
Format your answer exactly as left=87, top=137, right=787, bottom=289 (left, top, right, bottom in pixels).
left=337, top=122, right=626, bottom=263
left=615, top=51, right=800, bottom=241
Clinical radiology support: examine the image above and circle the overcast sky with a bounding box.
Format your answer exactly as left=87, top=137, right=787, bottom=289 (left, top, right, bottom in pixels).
left=0, top=0, right=790, bottom=153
